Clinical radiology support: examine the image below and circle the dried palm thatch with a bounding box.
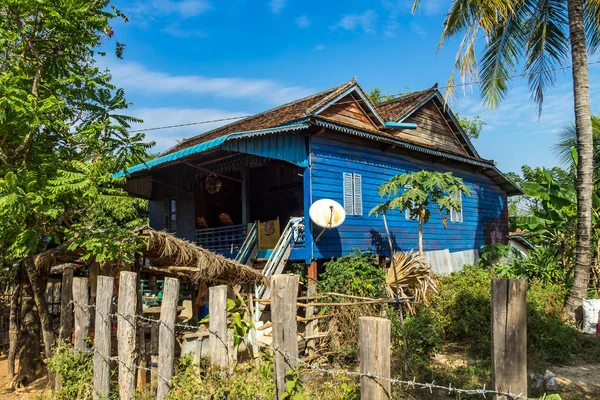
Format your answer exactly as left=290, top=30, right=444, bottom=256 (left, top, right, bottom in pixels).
left=143, top=228, right=266, bottom=285
left=387, top=251, right=438, bottom=313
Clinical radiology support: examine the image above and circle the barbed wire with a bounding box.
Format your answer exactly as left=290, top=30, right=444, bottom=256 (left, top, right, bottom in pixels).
left=66, top=299, right=539, bottom=400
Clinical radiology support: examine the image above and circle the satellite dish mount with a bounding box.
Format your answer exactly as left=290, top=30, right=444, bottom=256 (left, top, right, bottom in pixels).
left=309, top=199, right=346, bottom=242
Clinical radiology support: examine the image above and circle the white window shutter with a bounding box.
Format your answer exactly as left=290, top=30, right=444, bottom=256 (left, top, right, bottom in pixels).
left=353, top=173, right=363, bottom=216
left=450, top=191, right=463, bottom=223
left=343, top=172, right=354, bottom=215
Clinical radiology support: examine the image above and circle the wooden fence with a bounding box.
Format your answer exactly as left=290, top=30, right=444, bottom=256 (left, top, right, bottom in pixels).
left=57, top=272, right=528, bottom=400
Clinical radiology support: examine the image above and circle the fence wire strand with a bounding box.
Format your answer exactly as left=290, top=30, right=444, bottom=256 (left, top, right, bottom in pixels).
left=67, top=298, right=537, bottom=400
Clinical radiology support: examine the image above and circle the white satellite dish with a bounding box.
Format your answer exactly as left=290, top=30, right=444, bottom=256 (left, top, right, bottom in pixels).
left=309, top=199, right=346, bottom=241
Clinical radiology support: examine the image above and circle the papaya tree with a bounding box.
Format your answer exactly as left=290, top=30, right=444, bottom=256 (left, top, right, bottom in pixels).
left=370, top=171, right=471, bottom=262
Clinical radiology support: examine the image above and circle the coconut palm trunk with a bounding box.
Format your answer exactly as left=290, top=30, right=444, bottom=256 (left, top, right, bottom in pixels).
left=564, top=0, right=595, bottom=316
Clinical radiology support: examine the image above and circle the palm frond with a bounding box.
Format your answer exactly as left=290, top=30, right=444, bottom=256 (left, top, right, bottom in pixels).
left=523, top=0, right=569, bottom=115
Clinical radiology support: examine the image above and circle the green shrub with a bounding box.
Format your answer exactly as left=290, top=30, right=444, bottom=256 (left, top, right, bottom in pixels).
left=46, top=342, right=94, bottom=400
left=518, top=246, right=564, bottom=285
left=428, top=266, right=589, bottom=365
left=430, top=266, right=493, bottom=359
left=389, top=305, right=443, bottom=375
left=319, top=250, right=386, bottom=298
left=167, top=356, right=275, bottom=399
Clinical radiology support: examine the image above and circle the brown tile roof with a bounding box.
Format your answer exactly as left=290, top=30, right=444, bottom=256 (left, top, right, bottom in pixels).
left=376, top=86, right=438, bottom=121
left=163, top=79, right=356, bottom=155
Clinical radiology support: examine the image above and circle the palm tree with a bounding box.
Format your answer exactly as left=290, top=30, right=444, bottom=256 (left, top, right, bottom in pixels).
left=553, top=116, right=600, bottom=175
left=414, top=0, right=599, bottom=316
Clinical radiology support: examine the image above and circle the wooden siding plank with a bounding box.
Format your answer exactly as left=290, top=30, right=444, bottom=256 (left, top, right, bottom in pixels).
left=309, top=134, right=508, bottom=260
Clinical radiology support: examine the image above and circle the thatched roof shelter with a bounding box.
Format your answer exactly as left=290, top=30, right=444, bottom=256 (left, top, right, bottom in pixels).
left=39, top=228, right=266, bottom=286
left=142, top=228, right=266, bottom=285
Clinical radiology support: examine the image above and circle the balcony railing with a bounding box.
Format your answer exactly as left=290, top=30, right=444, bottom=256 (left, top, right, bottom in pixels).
left=196, top=224, right=248, bottom=256
left=195, top=217, right=305, bottom=258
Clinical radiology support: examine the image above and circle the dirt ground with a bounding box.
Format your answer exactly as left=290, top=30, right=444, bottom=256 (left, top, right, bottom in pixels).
left=0, top=354, right=50, bottom=400
left=433, top=348, right=600, bottom=400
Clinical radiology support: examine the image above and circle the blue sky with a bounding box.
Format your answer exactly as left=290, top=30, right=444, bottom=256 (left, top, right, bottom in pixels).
left=105, top=0, right=600, bottom=175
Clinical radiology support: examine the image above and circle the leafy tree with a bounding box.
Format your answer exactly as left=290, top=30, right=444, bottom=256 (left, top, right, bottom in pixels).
left=367, top=87, right=412, bottom=104
left=554, top=115, right=600, bottom=176
left=417, top=0, right=599, bottom=315
left=455, top=114, right=485, bottom=140
left=506, top=165, right=574, bottom=216
left=370, top=171, right=471, bottom=261
left=0, top=0, right=152, bottom=385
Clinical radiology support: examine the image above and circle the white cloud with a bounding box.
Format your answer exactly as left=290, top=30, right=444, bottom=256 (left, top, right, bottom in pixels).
left=129, top=0, right=212, bottom=19
left=296, top=15, right=311, bottom=28
left=410, top=22, right=426, bottom=38
left=270, top=0, right=285, bottom=14
left=107, top=60, right=313, bottom=105
left=128, top=107, right=248, bottom=151
left=332, top=10, right=378, bottom=34
left=313, top=44, right=326, bottom=52
left=161, top=22, right=207, bottom=38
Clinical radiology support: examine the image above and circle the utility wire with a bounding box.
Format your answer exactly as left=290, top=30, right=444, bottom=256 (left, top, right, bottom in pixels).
left=127, top=115, right=251, bottom=134
left=125, top=59, right=600, bottom=134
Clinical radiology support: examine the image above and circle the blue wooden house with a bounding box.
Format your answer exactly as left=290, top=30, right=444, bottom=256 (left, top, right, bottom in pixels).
left=117, top=79, right=518, bottom=275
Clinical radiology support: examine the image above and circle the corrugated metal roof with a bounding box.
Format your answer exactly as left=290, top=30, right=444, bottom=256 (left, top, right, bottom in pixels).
left=113, top=122, right=310, bottom=178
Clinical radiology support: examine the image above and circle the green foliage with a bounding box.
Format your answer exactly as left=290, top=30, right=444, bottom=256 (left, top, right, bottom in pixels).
left=367, top=87, right=412, bottom=104
left=46, top=342, right=94, bottom=400
left=455, top=114, right=486, bottom=139
left=0, top=0, right=153, bottom=276
left=282, top=368, right=305, bottom=400
left=226, top=298, right=254, bottom=349
left=518, top=246, right=564, bottom=284
left=319, top=250, right=386, bottom=298
left=390, top=305, right=443, bottom=373
left=371, top=171, right=471, bottom=257
left=167, top=356, right=275, bottom=399
left=428, top=266, right=600, bottom=365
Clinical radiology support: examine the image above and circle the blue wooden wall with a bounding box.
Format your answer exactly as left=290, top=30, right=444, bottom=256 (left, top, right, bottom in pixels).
left=309, top=132, right=508, bottom=260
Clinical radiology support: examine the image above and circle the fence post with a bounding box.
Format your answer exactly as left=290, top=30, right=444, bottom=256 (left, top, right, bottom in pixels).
left=209, top=285, right=229, bottom=367
left=59, top=266, right=74, bottom=344
left=93, top=276, right=114, bottom=400
left=157, top=277, right=180, bottom=400
left=305, top=261, right=318, bottom=356
left=73, top=277, right=90, bottom=352
left=118, top=271, right=137, bottom=400
left=150, top=322, right=159, bottom=390
left=272, top=275, right=299, bottom=399
left=491, top=279, right=527, bottom=400
left=359, top=316, right=391, bottom=400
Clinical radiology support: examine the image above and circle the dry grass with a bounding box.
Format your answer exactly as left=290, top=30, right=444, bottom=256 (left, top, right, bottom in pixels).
left=387, top=251, right=438, bottom=313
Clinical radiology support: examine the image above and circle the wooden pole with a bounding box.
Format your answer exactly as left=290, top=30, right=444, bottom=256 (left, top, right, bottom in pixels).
left=157, top=277, right=180, bottom=400
left=359, top=316, right=391, bottom=400
left=58, top=266, right=74, bottom=344
left=135, top=263, right=147, bottom=392
left=272, top=275, right=299, bottom=399
left=93, top=276, right=114, bottom=400
left=150, top=322, right=159, bottom=390
left=491, top=279, right=527, bottom=400
left=305, top=283, right=317, bottom=356
left=209, top=285, right=229, bottom=367
left=118, top=271, right=137, bottom=400
left=73, top=277, right=90, bottom=352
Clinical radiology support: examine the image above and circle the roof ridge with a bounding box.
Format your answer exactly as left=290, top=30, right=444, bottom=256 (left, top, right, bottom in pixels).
left=162, top=80, right=354, bottom=155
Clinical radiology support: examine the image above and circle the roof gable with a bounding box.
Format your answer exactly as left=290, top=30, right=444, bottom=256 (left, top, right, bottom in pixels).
left=396, top=99, right=469, bottom=156
left=377, top=87, right=479, bottom=158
